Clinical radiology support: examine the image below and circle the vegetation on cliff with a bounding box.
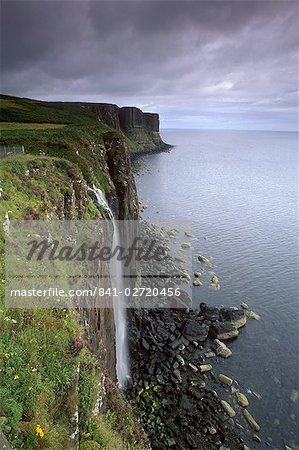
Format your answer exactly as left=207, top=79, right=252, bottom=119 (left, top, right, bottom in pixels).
left=0, top=96, right=146, bottom=448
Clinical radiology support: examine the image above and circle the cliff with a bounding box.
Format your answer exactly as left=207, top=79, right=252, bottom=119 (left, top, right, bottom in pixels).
left=85, top=103, right=169, bottom=153
left=0, top=94, right=148, bottom=449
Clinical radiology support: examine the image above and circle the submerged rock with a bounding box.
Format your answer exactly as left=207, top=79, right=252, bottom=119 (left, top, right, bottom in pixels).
left=252, top=391, right=262, bottom=400
left=235, top=391, right=249, bottom=407
left=221, top=400, right=236, bottom=418
left=213, top=339, right=232, bottom=358
left=243, top=409, right=260, bottom=431
left=290, top=389, right=298, bottom=403
left=218, top=374, right=233, bottom=387
left=198, top=254, right=213, bottom=267
left=209, top=282, right=221, bottom=290
left=181, top=242, right=192, bottom=249
left=185, top=231, right=194, bottom=238
left=246, top=310, right=260, bottom=320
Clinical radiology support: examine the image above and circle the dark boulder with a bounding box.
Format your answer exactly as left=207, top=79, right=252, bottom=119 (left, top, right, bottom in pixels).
left=200, top=305, right=220, bottom=322
left=182, top=319, right=209, bottom=342
left=209, top=321, right=239, bottom=341
left=219, top=307, right=246, bottom=328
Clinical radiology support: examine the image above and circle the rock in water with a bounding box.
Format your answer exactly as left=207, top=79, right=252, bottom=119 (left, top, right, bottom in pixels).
left=200, top=364, right=212, bottom=373
left=213, top=339, right=232, bottom=358
left=209, top=282, right=221, bottom=290
left=241, top=302, right=249, bottom=309
left=181, top=242, right=191, bottom=249
left=235, top=391, right=249, bottom=407
left=209, top=321, right=239, bottom=340
left=198, top=254, right=213, bottom=267
left=221, top=400, right=236, bottom=417
left=246, top=310, right=261, bottom=320
left=219, top=307, right=246, bottom=328
left=193, top=278, right=202, bottom=286
left=218, top=374, right=233, bottom=387
left=290, top=389, right=298, bottom=403
left=243, top=409, right=260, bottom=431
left=185, top=231, right=194, bottom=237
left=194, top=271, right=202, bottom=277
left=211, top=275, right=219, bottom=283
left=181, top=272, right=191, bottom=281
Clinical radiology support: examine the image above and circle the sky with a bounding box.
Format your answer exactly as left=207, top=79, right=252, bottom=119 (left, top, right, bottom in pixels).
left=1, top=0, right=298, bottom=131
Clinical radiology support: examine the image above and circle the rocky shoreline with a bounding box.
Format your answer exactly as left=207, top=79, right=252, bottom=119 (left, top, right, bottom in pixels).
left=130, top=142, right=173, bottom=160
left=127, top=304, right=265, bottom=450
left=123, top=219, right=267, bottom=449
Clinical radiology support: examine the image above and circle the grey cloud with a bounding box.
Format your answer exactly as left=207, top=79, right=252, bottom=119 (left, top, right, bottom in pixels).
left=1, top=0, right=298, bottom=130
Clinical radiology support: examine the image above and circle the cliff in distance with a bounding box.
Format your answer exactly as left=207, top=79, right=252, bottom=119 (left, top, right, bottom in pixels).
left=85, top=103, right=169, bottom=153
left=0, top=94, right=170, bottom=155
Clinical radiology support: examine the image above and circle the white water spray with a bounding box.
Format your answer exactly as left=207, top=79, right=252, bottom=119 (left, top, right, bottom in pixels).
left=88, top=185, right=130, bottom=388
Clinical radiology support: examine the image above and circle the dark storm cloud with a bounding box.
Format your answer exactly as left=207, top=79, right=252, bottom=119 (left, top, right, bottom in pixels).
left=1, top=1, right=298, bottom=130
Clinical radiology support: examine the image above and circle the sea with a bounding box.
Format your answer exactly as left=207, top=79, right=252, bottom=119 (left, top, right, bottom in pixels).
left=134, top=129, right=299, bottom=449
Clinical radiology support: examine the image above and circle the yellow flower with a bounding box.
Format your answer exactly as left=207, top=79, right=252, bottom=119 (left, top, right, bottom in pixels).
left=14, top=374, right=19, bottom=380
left=35, top=424, right=44, bottom=438
left=5, top=352, right=10, bottom=358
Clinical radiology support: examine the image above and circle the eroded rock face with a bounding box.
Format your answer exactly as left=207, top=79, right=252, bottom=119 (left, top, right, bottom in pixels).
left=144, top=112, right=159, bottom=132
left=88, top=103, right=121, bottom=129
left=119, top=107, right=145, bottom=130
left=85, top=103, right=169, bottom=152
left=103, top=132, right=139, bottom=220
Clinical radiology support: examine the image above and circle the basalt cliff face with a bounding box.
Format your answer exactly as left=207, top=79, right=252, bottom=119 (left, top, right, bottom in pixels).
left=86, top=103, right=169, bottom=153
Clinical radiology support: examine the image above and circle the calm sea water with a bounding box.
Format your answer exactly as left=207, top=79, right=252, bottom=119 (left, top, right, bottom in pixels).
left=135, top=129, right=299, bottom=449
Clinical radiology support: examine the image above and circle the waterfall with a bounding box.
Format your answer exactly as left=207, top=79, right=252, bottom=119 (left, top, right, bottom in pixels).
left=88, top=185, right=130, bottom=389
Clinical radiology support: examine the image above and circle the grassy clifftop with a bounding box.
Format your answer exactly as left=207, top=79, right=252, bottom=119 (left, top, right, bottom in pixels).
left=0, top=95, right=118, bottom=191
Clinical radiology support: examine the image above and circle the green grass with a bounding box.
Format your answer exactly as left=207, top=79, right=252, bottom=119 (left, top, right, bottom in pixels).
left=0, top=95, right=98, bottom=125
left=0, top=156, right=96, bottom=448
left=0, top=123, right=66, bottom=130
left=0, top=95, right=123, bottom=191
